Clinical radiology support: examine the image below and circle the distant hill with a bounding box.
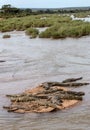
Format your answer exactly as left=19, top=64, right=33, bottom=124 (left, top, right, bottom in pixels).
left=21, top=6, right=90, bottom=11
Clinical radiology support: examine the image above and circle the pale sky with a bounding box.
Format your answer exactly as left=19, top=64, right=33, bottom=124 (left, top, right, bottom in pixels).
left=0, top=0, right=90, bottom=8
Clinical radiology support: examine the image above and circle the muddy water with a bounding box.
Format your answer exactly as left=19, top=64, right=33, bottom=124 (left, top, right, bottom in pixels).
left=71, top=15, right=90, bottom=22
left=0, top=31, right=90, bottom=130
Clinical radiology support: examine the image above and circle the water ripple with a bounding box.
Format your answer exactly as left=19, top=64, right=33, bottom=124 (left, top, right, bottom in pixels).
left=0, top=31, right=90, bottom=130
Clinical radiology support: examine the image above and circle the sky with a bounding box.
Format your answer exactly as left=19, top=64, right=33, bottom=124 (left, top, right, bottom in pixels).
left=0, top=0, right=90, bottom=8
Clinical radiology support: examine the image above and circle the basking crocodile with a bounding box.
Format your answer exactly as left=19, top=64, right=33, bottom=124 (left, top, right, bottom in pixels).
left=62, top=77, right=83, bottom=83
left=3, top=77, right=89, bottom=113
left=38, top=77, right=89, bottom=90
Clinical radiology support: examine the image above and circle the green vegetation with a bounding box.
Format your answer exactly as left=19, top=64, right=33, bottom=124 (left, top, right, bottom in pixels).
left=74, top=11, right=90, bottom=18
left=0, top=4, right=32, bottom=18
left=0, top=14, right=90, bottom=39
left=26, top=28, right=39, bottom=38
left=0, top=14, right=71, bottom=32
left=0, top=4, right=90, bottom=39
left=0, top=14, right=53, bottom=33
left=39, top=21, right=90, bottom=39
left=0, top=4, right=90, bottom=18
left=3, top=34, right=11, bottom=38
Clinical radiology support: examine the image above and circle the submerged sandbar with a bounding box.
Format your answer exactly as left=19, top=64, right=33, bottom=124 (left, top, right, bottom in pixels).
left=4, top=77, right=89, bottom=113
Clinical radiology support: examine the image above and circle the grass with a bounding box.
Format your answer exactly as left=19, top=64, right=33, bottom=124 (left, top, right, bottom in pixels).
left=74, top=11, right=90, bottom=18
left=0, top=15, right=71, bottom=32
left=0, top=13, right=90, bottom=39
left=39, top=21, right=90, bottom=39
left=25, top=28, right=39, bottom=38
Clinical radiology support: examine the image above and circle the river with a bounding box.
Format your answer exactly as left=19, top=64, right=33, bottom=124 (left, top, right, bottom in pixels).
left=0, top=31, right=90, bottom=130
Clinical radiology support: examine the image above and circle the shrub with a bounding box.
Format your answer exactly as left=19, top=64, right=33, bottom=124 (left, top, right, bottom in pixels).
left=39, top=28, right=52, bottom=38
left=3, top=34, right=11, bottom=38
left=39, top=21, right=90, bottom=39
left=25, top=28, right=39, bottom=38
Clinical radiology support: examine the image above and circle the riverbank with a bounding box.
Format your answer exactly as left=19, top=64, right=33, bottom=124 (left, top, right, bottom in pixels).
left=0, top=14, right=90, bottom=39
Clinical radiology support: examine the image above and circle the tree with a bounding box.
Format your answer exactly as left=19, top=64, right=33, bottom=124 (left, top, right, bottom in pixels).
left=1, top=4, right=12, bottom=13
left=1, top=4, right=20, bottom=15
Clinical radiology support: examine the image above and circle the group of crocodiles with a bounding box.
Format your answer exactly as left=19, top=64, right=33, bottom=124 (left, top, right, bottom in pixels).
left=3, top=77, right=89, bottom=113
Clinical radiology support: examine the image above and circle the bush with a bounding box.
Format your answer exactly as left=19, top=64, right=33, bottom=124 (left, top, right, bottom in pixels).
left=39, top=28, right=52, bottom=38
left=39, top=21, right=90, bottom=39
left=3, top=34, right=11, bottom=38
left=25, top=28, right=39, bottom=38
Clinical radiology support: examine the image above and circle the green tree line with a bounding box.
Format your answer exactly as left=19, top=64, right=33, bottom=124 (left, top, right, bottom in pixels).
left=0, top=4, right=90, bottom=18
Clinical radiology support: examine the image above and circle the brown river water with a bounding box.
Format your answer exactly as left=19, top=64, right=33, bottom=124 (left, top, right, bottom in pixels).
left=0, top=31, right=90, bottom=130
